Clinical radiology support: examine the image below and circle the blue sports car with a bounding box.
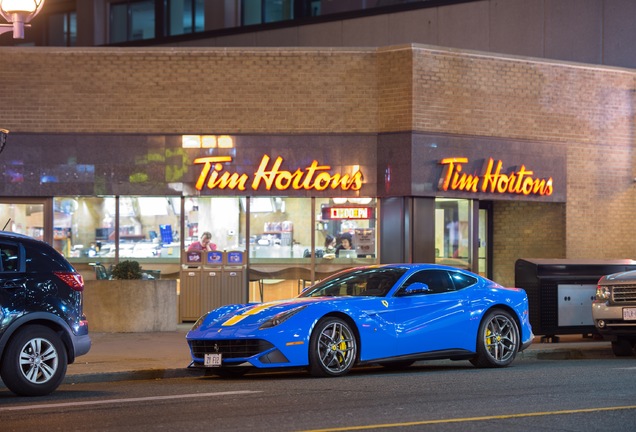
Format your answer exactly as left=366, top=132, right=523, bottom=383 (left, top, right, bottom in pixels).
left=186, top=264, right=533, bottom=377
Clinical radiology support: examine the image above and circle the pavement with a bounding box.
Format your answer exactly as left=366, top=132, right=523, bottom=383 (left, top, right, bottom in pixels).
left=0, top=325, right=618, bottom=390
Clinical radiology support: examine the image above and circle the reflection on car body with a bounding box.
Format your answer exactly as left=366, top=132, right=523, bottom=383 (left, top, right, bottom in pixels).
left=187, top=264, right=533, bottom=378
left=0, top=231, right=90, bottom=396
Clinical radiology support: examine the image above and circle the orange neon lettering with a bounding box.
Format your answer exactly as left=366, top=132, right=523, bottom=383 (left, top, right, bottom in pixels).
left=206, top=165, right=249, bottom=191
left=440, top=157, right=553, bottom=197
left=194, top=154, right=364, bottom=192
left=439, top=158, right=469, bottom=191
left=194, top=156, right=233, bottom=190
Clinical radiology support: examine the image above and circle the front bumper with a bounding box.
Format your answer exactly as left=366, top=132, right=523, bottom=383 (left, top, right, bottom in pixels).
left=592, top=302, right=636, bottom=339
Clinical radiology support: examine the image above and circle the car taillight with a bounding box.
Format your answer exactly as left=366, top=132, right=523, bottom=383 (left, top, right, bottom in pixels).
left=54, top=271, right=85, bottom=292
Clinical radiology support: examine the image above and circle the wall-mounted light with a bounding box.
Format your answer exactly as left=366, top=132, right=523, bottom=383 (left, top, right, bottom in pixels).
left=0, top=0, right=46, bottom=39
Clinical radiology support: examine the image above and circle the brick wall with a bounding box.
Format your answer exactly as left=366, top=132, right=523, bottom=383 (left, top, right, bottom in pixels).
left=0, top=47, right=378, bottom=134
left=411, top=46, right=635, bottom=284
left=492, top=201, right=566, bottom=287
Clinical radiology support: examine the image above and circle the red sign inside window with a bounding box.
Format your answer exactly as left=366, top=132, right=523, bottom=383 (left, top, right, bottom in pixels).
left=322, top=207, right=374, bottom=220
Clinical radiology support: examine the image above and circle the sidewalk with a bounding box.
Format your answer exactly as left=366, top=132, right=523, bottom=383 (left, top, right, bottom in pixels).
left=60, top=329, right=614, bottom=386
left=1, top=327, right=617, bottom=389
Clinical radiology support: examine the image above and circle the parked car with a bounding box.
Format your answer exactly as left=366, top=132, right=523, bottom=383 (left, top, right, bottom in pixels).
left=187, top=264, right=533, bottom=378
left=593, top=270, right=636, bottom=356
left=0, top=231, right=90, bottom=396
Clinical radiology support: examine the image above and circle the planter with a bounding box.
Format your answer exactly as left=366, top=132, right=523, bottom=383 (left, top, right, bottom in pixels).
left=83, top=280, right=178, bottom=332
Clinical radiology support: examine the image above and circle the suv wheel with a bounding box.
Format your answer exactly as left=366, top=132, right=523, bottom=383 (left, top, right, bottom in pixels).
left=611, top=338, right=635, bottom=357
left=1, top=325, right=68, bottom=396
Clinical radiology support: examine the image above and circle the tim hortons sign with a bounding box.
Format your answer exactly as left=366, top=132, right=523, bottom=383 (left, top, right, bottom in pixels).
left=439, top=157, right=553, bottom=196
left=194, top=155, right=363, bottom=192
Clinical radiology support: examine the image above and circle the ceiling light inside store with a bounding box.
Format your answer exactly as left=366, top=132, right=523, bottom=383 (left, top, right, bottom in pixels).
left=201, top=135, right=217, bottom=148
left=217, top=135, right=234, bottom=148
left=182, top=135, right=201, bottom=148
left=350, top=197, right=372, bottom=204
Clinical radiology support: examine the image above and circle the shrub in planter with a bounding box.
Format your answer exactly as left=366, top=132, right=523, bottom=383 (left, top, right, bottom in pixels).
left=111, top=260, right=143, bottom=280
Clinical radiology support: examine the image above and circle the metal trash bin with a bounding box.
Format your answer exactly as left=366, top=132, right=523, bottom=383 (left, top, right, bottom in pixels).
left=222, top=250, right=247, bottom=305
left=179, top=250, right=203, bottom=322
left=202, top=251, right=224, bottom=312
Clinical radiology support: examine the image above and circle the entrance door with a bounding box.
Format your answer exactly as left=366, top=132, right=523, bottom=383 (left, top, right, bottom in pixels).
left=478, top=201, right=493, bottom=279
left=0, top=198, right=53, bottom=246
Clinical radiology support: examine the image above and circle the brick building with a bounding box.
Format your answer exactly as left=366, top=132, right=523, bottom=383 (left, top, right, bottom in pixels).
left=1, top=43, right=633, bottom=304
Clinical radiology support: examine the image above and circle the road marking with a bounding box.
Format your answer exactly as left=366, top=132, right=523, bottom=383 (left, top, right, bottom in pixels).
left=300, top=405, right=636, bottom=431
left=0, top=390, right=261, bottom=412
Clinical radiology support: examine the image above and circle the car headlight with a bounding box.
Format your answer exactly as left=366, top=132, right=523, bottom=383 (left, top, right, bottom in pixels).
left=191, top=312, right=211, bottom=331
left=259, top=305, right=307, bottom=329
left=595, top=285, right=610, bottom=301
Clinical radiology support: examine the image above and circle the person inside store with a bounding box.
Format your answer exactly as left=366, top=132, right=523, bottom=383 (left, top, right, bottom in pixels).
left=187, top=231, right=217, bottom=252
left=321, top=234, right=337, bottom=259
left=324, top=235, right=336, bottom=254
left=335, top=233, right=354, bottom=257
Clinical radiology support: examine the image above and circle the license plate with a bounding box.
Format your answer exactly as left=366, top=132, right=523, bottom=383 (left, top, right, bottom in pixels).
left=623, top=308, right=636, bottom=321
left=204, top=353, right=222, bottom=367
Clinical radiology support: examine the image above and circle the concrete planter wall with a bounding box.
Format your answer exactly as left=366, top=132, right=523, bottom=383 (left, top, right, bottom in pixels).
left=83, top=280, right=178, bottom=332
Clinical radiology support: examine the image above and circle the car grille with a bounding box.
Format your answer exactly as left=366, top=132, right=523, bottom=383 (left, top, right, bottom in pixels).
left=190, top=339, right=274, bottom=359
left=611, top=284, right=636, bottom=303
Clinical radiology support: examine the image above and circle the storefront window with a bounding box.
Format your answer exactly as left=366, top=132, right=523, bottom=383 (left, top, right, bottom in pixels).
left=184, top=197, right=243, bottom=252
left=53, top=197, right=112, bottom=260
left=54, top=196, right=182, bottom=262
left=316, top=198, right=377, bottom=261
left=0, top=202, right=44, bottom=240
left=248, top=197, right=308, bottom=261
left=435, top=198, right=472, bottom=270
left=118, top=196, right=181, bottom=260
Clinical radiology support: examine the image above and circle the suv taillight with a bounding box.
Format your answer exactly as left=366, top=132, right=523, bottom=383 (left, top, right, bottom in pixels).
left=54, top=271, right=85, bottom=292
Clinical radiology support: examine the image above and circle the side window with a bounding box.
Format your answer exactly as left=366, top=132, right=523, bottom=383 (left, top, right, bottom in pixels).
left=24, top=243, right=68, bottom=273
left=449, top=271, right=477, bottom=290
left=0, top=243, right=20, bottom=272
left=401, top=270, right=454, bottom=294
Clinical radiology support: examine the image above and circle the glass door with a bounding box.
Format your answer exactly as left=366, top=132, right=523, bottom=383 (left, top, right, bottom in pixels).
left=478, top=201, right=493, bottom=279
left=0, top=198, right=53, bottom=246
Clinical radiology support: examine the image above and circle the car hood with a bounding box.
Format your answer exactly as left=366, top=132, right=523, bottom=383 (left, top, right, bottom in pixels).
left=599, top=270, right=636, bottom=284
left=189, top=297, right=359, bottom=335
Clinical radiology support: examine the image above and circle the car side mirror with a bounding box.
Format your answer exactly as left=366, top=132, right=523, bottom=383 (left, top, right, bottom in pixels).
left=400, top=282, right=432, bottom=296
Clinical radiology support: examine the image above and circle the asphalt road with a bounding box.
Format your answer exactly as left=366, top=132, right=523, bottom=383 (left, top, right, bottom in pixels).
left=1, top=357, right=635, bottom=431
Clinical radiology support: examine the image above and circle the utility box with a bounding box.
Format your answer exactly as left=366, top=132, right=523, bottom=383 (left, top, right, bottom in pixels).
left=515, top=259, right=636, bottom=341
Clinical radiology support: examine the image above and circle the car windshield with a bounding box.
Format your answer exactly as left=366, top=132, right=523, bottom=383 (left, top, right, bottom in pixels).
left=300, top=267, right=408, bottom=298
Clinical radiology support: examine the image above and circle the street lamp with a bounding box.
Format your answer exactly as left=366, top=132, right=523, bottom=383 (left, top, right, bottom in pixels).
left=0, top=0, right=45, bottom=39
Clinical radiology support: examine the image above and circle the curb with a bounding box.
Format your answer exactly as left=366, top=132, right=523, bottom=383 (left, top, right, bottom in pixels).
left=63, top=367, right=205, bottom=386
left=62, top=346, right=616, bottom=385
left=2, top=345, right=617, bottom=391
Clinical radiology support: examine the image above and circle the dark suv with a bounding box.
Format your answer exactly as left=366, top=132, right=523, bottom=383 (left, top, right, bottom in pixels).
left=0, top=231, right=90, bottom=396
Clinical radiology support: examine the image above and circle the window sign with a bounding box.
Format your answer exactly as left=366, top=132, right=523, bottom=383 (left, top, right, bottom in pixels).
left=321, top=207, right=374, bottom=220
left=207, top=251, right=223, bottom=265
left=227, top=251, right=245, bottom=265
